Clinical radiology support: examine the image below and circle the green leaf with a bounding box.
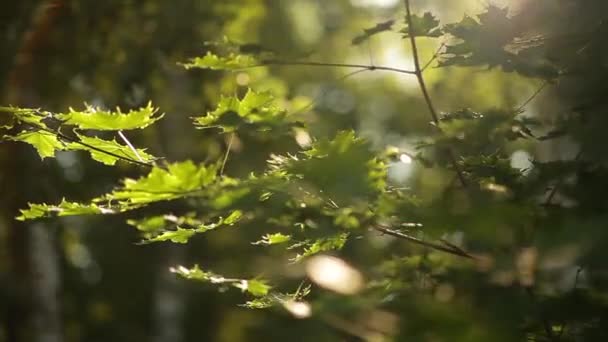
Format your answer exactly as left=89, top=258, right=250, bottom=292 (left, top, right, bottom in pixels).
left=352, top=19, right=395, bottom=45
left=171, top=264, right=272, bottom=297
left=0, top=106, right=49, bottom=127
left=105, top=161, right=218, bottom=204
left=126, top=215, right=167, bottom=233
left=253, top=233, right=291, bottom=245
left=146, top=227, right=196, bottom=244
left=17, top=200, right=105, bottom=221
left=275, top=131, right=386, bottom=205
left=56, top=102, right=163, bottom=130
left=235, top=279, right=272, bottom=297
left=222, top=210, right=243, bottom=225
left=439, top=6, right=559, bottom=79
left=402, top=12, right=442, bottom=38
left=193, top=89, right=290, bottom=133
left=181, top=51, right=258, bottom=70
left=6, top=130, right=64, bottom=159
left=293, top=233, right=349, bottom=262
left=67, top=133, right=155, bottom=165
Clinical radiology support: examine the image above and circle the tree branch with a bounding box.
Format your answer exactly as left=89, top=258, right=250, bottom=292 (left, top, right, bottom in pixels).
left=403, top=0, right=467, bottom=187
left=260, top=59, right=416, bottom=75
left=372, top=225, right=476, bottom=259
left=26, top=122, right=155, bottom=168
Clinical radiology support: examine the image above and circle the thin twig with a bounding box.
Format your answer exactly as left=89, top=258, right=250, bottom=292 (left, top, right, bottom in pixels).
left=421, top=42, right=445, bottom=72
left=287, top=68, right=371, bottom=117
left=403, top=0, right=467, bottom=187
left=373, top=225, right=476, bottom=259
left=220, top=133, right=235, bottom=176
left=545, top=149, right=583, bottom=205
left=517, top=81, right=549, bottom=113
left=117, top=130, right=144, bottom=162
left=260, top=59, right=416, bottom=75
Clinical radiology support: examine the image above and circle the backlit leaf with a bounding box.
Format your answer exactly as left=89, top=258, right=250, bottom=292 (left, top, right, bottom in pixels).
left=17, top=200, right=105, bottom=221
left=181, top=51, right=258, bottom=70
left=6, top=130, right=64, bottom=159
left=56, top=102, right=163, bottom=130
left=67, top=133, right=155, bottom=165
left=402, top=12, right=442, bottom=38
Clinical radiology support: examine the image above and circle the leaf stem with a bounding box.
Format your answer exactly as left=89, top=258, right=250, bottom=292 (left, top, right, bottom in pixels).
left=220, top=133, right=235, bottom=176
left=117, top=130, right=144, bottom=162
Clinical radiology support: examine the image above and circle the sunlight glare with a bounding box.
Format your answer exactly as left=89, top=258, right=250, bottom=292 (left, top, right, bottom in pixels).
left=351, top=0, right=399, bottom=8
left=306, top=255, right=363, bottom=295
left=283, top=300, right=312, bottom=319
left=399, top=153, right=412, bottom=164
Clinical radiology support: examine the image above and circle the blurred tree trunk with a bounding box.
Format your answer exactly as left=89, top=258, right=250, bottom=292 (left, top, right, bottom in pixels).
left=150, top=65, right=195, bottom=342
left=1, top=2, right=65, bottom=341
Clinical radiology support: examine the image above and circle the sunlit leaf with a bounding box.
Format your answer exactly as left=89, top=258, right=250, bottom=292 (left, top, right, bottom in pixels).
left=0, top=106, right=49, bottom=128
left=235, top=279, right=271, bottom=297
left=181, top=51, right=258, bottom=70
left=253, top=232, right=291, bottom=245
left=193, top=89, right=293, bottom=134
left=293, top=233, right=349, bottom=262
left=6, top=130, right=64, bottom=159
left=18, top=200, right=105, bottom=221
left=105, top=161, right=218, bottom=204
left=67, top=133, right=155, bottom=165
left=146, top=227, right=196, bottom=244
left=171, top=264, right=271, bottom=297
left=56, top=102, right=163, bottom=130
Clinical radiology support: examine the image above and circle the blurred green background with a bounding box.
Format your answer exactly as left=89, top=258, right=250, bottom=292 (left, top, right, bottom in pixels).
left=2, top=0, right=604, bottom=341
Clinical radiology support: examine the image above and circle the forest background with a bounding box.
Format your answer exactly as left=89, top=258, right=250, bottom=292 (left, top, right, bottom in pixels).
left=1, top=0, right=607, bottom=341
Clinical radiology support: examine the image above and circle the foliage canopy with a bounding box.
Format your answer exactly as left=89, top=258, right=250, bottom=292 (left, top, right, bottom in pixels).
left=3, top=0, right=608, bottom=341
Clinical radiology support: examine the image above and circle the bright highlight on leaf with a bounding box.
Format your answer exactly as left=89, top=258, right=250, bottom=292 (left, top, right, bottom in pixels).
left=253, top=233, right=291, bottom=246
left=18, top=200, right=106, bottom=221
left=193, top=89, right=291, bottom=133
left=0, top=106, right=49, bottom=127
left=6, top=130, right=64, bottom=159
left=105, top=161, right=218, bottom=204
left=171, top=264, right=271, bottom=297
left=181, top=51, right=258, bottom=71
left=56, top=102, right=163, bottom=130
left=68, top=133, right=155, bottom=165
left=128, top=211, right=243, bottom=244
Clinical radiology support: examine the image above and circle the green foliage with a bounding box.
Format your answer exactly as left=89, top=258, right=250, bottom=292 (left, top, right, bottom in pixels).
left=55, top=102, right=162, bottom=130
left=171, top=264, right=271, bottom=297
left=440, top=6, right=559, bottom=79
left=253, top=232, right=291, bottom=245
left=401, top=12, right=442, bottom=37
left=3, top=1, right=608, bottom=341
left=67, top=133, right=155, bottom=165
left=6, top=130, right=64, bottom=159
left=193, top=88, right=296, bottom=135
left=181, top=51, right=258, bottom=70
left=18, top=200, right=103, bottom=221
left=103, top=161, right=218, bottom=205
